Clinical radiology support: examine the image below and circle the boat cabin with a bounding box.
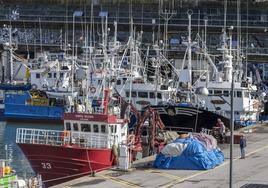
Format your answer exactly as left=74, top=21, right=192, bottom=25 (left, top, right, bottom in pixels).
left=63, top=113, right=128, bottom=148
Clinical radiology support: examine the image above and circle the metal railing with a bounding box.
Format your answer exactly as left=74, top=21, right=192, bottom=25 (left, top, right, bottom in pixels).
left=16, top=128, right=115, bottom=149
left=164, top=126, right=193, bottom=134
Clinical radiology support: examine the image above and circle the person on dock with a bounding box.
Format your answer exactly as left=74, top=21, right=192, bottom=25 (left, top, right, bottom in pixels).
left=216, top=118, right=226, bottom=143
left=240, top=135, right=247, bottom=159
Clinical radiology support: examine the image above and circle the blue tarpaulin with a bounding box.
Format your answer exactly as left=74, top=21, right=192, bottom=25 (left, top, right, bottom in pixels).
left=153, top=137, right=224, bottom=170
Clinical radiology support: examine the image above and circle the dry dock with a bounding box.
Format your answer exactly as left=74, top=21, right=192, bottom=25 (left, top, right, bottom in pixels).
left=52, top=124, right=268, bottom=188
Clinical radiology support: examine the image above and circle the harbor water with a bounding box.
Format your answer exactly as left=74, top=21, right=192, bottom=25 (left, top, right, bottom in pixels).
left=0, top=121, right=62, bottom=179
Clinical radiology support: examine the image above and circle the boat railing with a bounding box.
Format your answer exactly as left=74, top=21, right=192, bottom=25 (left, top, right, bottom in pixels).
left=16, top=128, right=114, bottom=149
left=164, top=126, right=194, bottom=134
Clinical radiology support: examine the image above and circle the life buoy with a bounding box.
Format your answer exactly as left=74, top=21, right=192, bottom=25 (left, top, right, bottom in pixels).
left=31, top=84, right=38, bottom=90
left=90, top=87, right=96, bottom=94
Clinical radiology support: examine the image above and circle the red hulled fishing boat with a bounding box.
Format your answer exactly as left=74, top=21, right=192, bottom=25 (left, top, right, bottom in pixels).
left=16, top=89, right=128, bottom=187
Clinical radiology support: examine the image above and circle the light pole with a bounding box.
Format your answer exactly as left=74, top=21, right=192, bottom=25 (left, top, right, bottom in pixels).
left=228, top=25, right=234, bottom=188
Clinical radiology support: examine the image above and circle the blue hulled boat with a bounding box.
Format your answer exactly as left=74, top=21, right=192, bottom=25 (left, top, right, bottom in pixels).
left=4, top=90, right=64, bottom=123
left=0, top=83, right=32, bottom=91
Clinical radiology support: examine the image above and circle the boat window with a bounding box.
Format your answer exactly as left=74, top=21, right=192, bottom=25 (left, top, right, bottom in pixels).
left=117, top=80, right=121, bottom=85
left=138, top=92, right=148, bottom=98
left=223, top=90, right=229, bottom=97
left=149, top=92, right=155, bottom=98
left=126, top=91, right=130, bottom=98
left=209, top=90, right=213, bottom=94
left=131, top=91, right=137, bottom=98
left=93, top=124, right=99, bottom=133
left=214, top=90, right=222, bottom=95
left=73, top=123, right=79, bottom=131
left=54, top=73, right=57, bottom=78
left=157, top=93, right=162, bottom=99
left=110, top=125, right=116, bottom=133
left=36, top=73, right=40, bottom=78
left=237, top=91, right=242, bottom=98
left=48, top=73, right=52, bottom=78
left=65, top=122, right=71, bottom=130
left=244, top=92, right=249, bottom=98
left=101, top=125, right=106, bottom=133
left=81, top=124, right=91, bottom=132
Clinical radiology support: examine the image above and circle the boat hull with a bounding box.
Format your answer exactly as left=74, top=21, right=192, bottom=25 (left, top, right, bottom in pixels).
left=4, top=91, right=64, bottom=123
left=5, top=104, right=63, bottom=124
left=18, top=143, right=114, bottom=187
left=151, top=105, right=230, bottom=132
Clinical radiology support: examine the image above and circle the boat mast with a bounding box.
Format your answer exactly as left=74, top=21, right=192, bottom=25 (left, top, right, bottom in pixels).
left=8, top=25, right=13, bottom=83
left=159, top=0, right=176, bottom=56
left=187, top=10, right=193, bottom=85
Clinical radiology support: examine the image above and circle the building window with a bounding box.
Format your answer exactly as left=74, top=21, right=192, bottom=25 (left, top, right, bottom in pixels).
left=138, top=92, right=148, bottom=98
left=93, top=124, right=99, bottom=133
left=60, top=73, right=64, bottom=78
left=157, top=93, right=162, bottom=99
left=81, top=124, right=91, bottom=132
left=244, top=92, right=249, bottom=98
left=48, top=73, right=52, bottom=78
left=209, top=90, right=213, bottom=95
left=126, top=91, right=130, bottom=98
left=54, top=73, right=57, bottom=78
left=36, top=73, right=40, bottom=78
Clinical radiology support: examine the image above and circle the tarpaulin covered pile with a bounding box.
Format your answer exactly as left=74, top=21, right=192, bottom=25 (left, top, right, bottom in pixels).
left=153, top=133, right=224, bottom=170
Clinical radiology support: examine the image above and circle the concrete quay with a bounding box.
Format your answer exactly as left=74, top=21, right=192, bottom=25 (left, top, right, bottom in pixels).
left=52, top=123, right=268, bottom=188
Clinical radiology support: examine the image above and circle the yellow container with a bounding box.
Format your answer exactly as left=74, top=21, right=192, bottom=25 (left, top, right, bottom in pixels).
left=4, top=166, right=10, bottom=175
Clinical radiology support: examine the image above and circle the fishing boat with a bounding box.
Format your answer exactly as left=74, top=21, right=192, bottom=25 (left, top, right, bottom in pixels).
left=4, top=90, right=64, bottom=123
left=151, top=8, right=261, bottom=132
left=151, top=104, right=230, bottom=133
left=16, top=88, right=128, bottom=187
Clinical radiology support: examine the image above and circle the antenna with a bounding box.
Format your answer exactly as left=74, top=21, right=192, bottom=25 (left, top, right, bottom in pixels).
left=39, top=17, right=43, bottom=52
left=159, top=0, right=177, bottom=56
left=64, top=0, right=69, bottom=55
left=23, top=21, right=30, bottom=60
left=224, top=0, right=227, bottom=31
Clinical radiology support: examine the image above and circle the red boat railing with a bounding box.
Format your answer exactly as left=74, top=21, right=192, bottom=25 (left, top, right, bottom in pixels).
left=16, top=128, right=117, bottom=149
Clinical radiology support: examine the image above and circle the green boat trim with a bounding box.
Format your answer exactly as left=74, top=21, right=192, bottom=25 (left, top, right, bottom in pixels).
left=0, top=174, right=18, bottom=187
